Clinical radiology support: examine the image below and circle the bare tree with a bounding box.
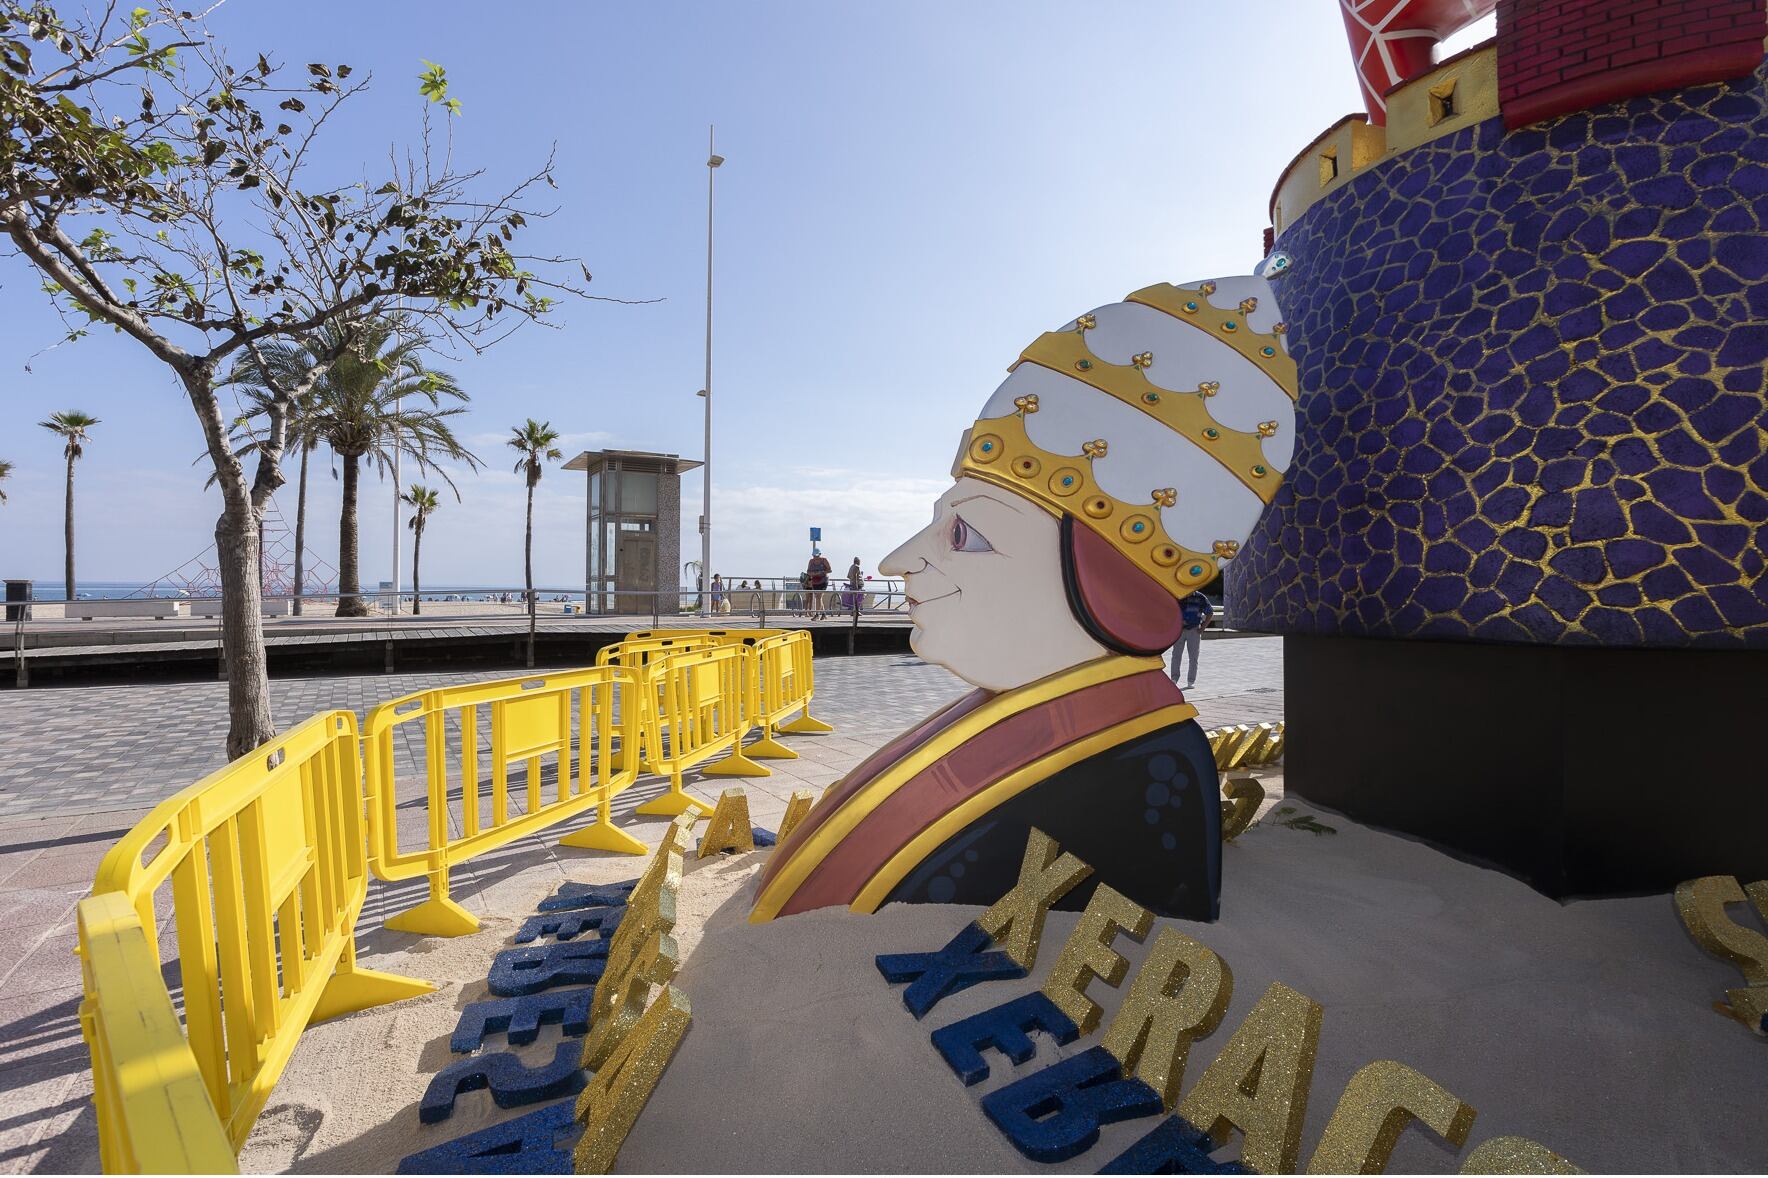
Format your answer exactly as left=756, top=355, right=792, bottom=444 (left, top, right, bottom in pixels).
left=2, top=3, right=650, bottom=756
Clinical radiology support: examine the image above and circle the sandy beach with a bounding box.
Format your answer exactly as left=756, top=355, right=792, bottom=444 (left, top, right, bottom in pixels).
left=237, top=774, right=1768, bottom=1175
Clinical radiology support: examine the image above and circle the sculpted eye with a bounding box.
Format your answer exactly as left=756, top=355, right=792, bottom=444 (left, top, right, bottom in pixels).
left=948, top=515, right=994, bottom=553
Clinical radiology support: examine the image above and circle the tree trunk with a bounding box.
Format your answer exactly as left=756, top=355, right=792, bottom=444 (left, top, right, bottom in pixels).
left=215, top=496, right=274, bottom=758
left=175, top=361, right=276, bottom=761
left=293, top=444, right=309, bottom=616
left=411, top=521, right=423, bottom=617
left=62, top=452, right=75, bottom=602
left=525, top=479, right=536, bottom=668
left=336, top=452, right=368, bottom=617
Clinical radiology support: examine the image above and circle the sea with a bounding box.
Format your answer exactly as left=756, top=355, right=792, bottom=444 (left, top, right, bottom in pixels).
left=16, top=580, right=576, bottom=603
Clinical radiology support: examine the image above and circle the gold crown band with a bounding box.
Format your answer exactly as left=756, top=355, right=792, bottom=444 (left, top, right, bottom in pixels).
left=954, top=412, right=1229, bottom=596
left=1015, top=330, right=1280, bottom=505
left=1124, top=283, right=1299, bottom=400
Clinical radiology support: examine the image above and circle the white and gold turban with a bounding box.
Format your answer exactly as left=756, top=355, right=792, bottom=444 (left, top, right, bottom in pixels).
left=954, top=271, right=1299, bottom=595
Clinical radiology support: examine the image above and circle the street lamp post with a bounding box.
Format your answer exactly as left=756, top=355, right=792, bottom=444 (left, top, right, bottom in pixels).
left=700, top=127, right=723, bottom=617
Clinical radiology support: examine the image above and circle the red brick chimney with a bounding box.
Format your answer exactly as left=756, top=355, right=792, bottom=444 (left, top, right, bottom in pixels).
left=1498, top=0, right=1767, bottom=129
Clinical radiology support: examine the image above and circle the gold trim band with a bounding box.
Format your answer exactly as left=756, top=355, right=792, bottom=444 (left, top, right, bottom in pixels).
left=1125, top=283, right=1299, bottom=400
left=957, top=413, right=1227, bottom=596
left=749, top=654, right=1162, bottom=923
left=1016, top=330, right=1281, bottom=504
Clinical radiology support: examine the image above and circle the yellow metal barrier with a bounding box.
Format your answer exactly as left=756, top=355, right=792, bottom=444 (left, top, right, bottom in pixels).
left=595, top=633, right=721, bottom=776
left=633, top=643, right=771, bottom=818
left=77, top=893, right=235, bottom=1174
left=747, top=630, right=834, bottom=757
left=363, top=665, right=647, bottom=937
left=77, top=711, right=431, bottom=1165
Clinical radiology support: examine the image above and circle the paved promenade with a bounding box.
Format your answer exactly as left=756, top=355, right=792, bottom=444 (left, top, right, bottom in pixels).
left=0, top=638, right=1281, bottom=1173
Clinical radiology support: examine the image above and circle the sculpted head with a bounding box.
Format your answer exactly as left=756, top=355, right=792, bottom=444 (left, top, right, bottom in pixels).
left=882, top=271, right=1298, bottom=694
left=881, top=477, right=1105, bottom=692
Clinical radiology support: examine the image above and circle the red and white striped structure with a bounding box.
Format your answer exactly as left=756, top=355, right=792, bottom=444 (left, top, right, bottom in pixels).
left=1338, top=0, right=1496, bottom=124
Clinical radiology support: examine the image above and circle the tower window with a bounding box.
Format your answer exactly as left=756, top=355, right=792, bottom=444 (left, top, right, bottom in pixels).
left=1428, top=78, right=1458, bottom=127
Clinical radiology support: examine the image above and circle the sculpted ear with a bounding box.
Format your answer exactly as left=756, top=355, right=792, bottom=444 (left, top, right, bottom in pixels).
left=1059, top=515, right=1183, bottom=656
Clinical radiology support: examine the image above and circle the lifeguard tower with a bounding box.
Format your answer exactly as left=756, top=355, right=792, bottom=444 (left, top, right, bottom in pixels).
left=565, top=449, right=700, bottom=616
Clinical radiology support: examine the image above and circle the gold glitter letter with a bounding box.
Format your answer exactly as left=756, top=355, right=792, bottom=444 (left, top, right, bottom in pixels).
left=1176, top=980, right=1324, bottom=1175
left=1674, top=874, right=1768, bottom=1030
left=976, top=827, right=1093, bottom=969
left=573, top=984, right=692, bottom=1173
left=775, top=789, right=817, bottom=842
left=580, top=930, right=680, bottom=1071
left=1220, top=776, right=1265, bottom=842
left=1041, top=883, right=1153, bottom=1035
left=1101, top=928, right=1233, bottom=1109
left=1459, top=1137, right=1584, bottom=1174
left=1305, top=1060, right=1476, bottom=1174
left=697, top=788, right=755, bottom=858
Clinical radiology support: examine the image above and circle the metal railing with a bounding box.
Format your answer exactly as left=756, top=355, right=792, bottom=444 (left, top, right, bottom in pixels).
left=4, top=581, right=916, bottom=684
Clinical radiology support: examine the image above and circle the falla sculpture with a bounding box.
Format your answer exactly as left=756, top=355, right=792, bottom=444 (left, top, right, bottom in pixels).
left=751, top=255, right=1298, bottom=924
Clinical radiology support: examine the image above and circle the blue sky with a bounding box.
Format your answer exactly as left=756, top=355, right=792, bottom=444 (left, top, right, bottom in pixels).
left=0, top=2, right=1493, bottom=589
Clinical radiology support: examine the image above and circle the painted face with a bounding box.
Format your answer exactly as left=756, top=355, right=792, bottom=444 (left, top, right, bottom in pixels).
left=880, top=476, right=1106, bottom=693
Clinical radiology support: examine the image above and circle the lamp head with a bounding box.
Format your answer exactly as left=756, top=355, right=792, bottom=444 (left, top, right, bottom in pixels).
left=708, top=154, right=725, bottom=168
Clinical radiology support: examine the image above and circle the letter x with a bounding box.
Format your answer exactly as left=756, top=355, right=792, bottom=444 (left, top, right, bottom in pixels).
left=874, top=922, right=1027, bottom=1019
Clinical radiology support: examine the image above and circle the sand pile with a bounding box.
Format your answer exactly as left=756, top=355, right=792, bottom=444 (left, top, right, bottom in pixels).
left=244, top=798, right=1766, bottom=1174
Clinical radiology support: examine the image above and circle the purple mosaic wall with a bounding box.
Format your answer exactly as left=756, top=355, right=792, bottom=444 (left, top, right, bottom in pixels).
left=1230, top=63, right=1768, bottom=649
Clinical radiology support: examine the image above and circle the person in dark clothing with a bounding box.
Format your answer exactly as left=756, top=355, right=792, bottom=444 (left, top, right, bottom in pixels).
left=1171, top=590, right=1215, bottom=687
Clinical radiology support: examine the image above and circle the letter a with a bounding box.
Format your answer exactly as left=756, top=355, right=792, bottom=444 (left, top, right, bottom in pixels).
left=1176, top=981, right=1324, bottom=1175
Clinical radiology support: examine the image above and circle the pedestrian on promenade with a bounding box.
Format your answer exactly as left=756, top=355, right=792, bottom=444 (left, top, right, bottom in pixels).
left=845, top=557, right=864, bottom=613
left=1171, top=589, right=1215, bottom=688
left=797, top=571, right=811, bottom=616
left=806, top=550, right=831, bottom=619
left=712, top=573, right=727, bottom=615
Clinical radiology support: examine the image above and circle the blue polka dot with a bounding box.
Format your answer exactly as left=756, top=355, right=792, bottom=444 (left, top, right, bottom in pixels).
left=1160, top=833, right=1177, bottom=851
left=928, top=876, right=957, bottom=903
left=950, top=863, right=965, bottom=879
left=1149, top=755, right=1176, bottom=781
left=1145, top=782, right=1172, bottom=807
left=964, top=850, right=979, bottom=863
left=1143, top=808, right=1161, bottom=826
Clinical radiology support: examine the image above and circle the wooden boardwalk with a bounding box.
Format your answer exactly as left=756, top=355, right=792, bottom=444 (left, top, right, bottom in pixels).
left=5, top=610, right=912, bottom=681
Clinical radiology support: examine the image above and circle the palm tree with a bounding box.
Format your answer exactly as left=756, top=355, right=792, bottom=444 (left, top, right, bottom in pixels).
left=234, top=316, right=479, bottom=617
left=0, top=460, right=12, bottom=504
left=508, top=419, right=561, bottom=668
left=401, top=484, right=441, bottom=616
left=37, top=411, right=99, bottom=601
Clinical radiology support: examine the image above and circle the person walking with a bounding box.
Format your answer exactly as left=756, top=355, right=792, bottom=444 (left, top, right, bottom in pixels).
left=1171, top=589, right=1215, bottom=688
left=845, top=557, right=864, bottom=613
left=806, top=550, right=831, bottom=620
left=712, top=573, right=728, bottom=615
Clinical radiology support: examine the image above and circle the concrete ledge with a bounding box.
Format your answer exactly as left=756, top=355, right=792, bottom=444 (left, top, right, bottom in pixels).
left=71, top=600, right=185, bottom=621
left=189, top=598, right=289, bottom=618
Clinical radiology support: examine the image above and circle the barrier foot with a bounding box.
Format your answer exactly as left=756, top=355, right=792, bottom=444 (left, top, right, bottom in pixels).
left=560, top=821, right=649, bottom=855
left=780, top=712, right=834, bottom=735
left=704, top=749, right=771, bottom=778
left=635, top=789, right=714, bottom=818
left=385, top=895, right=481, bottom=938
left=746, top=734, right=799, bottom=760
left=312, top=965, right=435, bottom=1024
